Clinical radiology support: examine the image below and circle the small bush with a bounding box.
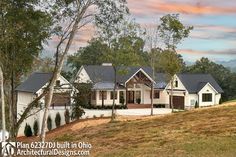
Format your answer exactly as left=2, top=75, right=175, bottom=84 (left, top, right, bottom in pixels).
left=55, top=112, right=61, bottom=128
left=219, top=98, right=223, bottom=104
left=33, top=120, right=39, bottom=136
left=195, top=101, right=199, bottom=108
left=24, top=123, right=33, bottom=137
left=120, top=96, right=125, bottom=105
left=100, top=114, right=104, bottom=118
left=71, top=106, right=85, bottom=120
left=136, top=98, right=141, bottom=104
left=64, top=109, right=70, bottom=124
left=93, top=115, right=97, bottom=118
left=47, top=116, right=52, bottom=131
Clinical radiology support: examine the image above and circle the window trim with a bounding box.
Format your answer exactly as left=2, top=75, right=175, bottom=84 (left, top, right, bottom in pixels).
left=150, top=90, right=160, bottom=99
left=110, top=91, right=117, bottom=100
left=99, top=91, right=107, bottom=100
left=202, top=93, right=212, bottom=102
left=175, top=80, right=178, bottom=88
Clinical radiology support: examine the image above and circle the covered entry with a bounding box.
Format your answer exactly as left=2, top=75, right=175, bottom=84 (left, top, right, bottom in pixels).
left=127, top=91, right=141, bottom=104
left=170, top=96, right=185, bottom=110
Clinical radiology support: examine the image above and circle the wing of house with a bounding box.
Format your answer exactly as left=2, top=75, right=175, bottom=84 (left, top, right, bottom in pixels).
left=75, top=64, right=170, bottom=109
left=165, top=74, right=223, bottom=109
left=15, top=72, right=74, bottom=136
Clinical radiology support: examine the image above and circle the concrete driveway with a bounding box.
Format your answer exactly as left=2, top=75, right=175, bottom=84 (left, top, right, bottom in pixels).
left=116, top=108, right=172, bottom=116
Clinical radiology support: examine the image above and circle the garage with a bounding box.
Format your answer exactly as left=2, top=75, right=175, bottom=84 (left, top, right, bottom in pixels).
left=170, top=96, right=185, bottom=110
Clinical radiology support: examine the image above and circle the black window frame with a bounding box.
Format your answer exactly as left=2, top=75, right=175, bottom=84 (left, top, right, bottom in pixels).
left=202, top=93, right=212, bottom=102
left=175, top=80, right=178, bottom=88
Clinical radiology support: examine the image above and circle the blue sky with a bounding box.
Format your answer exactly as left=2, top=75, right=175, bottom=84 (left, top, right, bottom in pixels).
left=44, top=0, right=236, bottom=62
left=126, top=0, right=236, bottom=62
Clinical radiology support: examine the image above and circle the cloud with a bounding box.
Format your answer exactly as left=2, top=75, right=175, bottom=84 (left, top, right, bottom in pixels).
left=190, top=25, right=236, bottom=40
left=178, top=49, right=236, bottom=55
left=128, top=0, right=236, bottom=16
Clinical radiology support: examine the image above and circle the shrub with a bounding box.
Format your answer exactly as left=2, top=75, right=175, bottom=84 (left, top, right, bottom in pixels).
left=93, top=115, right=97, bottom=118
left=219, top=98, right=223, bottom=104
left=195, top=101, right=199, bottom=108
left=47, top=116, right=52, bottom=131
left=71, top=106, right=85, bottom=120
left=55, top=112, right=61, bottom=128
left=100, top=114, right=104, bottom=118
left=120, top=95, right=125, bottom=105
left=33, top=120, right=39, bottom=136
left=136, top=98, right=141, bottom=104
left=24, top=123, right=33, bottom=137
left=64, top=109, right=70, bottom=124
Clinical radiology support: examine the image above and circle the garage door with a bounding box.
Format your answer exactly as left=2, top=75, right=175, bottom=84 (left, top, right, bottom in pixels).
left=170, top=96, right=185, bottom=110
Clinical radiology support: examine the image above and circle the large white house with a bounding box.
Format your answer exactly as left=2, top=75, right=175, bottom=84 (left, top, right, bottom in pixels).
left=75, top=64, right=223, bottom=109
left=16, top=72, right=74, bottom=136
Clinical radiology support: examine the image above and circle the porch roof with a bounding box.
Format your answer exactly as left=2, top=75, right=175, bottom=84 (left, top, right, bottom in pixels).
left=92, top=82, right=125, bottom=90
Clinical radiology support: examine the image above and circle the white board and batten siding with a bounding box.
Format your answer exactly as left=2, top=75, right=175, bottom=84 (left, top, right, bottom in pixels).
left=75, top=66, right=91, bottom=83
left=198, top=83, right=221, bottom=107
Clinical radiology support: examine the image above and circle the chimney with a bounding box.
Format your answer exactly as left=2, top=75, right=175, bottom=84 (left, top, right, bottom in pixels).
left=102, top=63, right=112, bottom=66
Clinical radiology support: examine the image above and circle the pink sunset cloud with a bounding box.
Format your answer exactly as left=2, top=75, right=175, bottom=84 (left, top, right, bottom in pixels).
left=178, top=49, right=236, bottom=55
left=128, top=0, right=236, bottom=16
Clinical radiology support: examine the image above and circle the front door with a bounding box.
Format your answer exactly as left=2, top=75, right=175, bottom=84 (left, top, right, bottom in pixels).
left=128, top=91, right=135, bottom=103
left=170, top=96, right=185, bottom=110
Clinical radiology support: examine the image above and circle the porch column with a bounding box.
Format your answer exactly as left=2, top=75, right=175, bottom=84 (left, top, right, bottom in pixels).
left=102, top=91, right=104, bottom=108
left=125, top=86, right=128, bottom=106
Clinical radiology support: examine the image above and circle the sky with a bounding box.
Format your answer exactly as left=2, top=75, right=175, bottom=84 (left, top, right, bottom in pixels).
left=44, top=0, right=236, bottom=62
left=127, top=0, right=236, bottom=62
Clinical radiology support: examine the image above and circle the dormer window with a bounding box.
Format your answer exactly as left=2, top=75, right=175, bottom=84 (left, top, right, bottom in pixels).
left=175, top=80, right=178, bottom=87
left=56, top=80, right=60, bottom=86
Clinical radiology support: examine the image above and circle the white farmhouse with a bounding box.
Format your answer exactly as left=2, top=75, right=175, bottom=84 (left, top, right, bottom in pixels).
left=75, top=64, right=223, bottom=110
left=75, top=64, right=169, bottom=109
left=16, top=72, right=74, bottom=136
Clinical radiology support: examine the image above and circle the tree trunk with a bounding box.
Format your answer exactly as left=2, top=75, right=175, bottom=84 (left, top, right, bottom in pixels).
left=40, top=13, right=81, bottom=142
left=151, top=83, right=154, bottom=116
left=151, top=57, right=155, bottom=116
left=0, top=66, right=6, bottom=142
left=111, top=67, right=117, bottom=122
left=170, top=78, right=174, bottom=112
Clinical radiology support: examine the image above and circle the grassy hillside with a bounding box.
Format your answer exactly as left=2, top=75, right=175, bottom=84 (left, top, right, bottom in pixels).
left=20, top=102, right=236, bottom=157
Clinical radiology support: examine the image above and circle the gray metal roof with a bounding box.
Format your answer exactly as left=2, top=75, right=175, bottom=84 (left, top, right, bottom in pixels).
left=84, top=65, right=115, bottom=83
left=84, top=65, right=168, bottom=88
left=177, top=74, right=224, bottom=93
left=92, top=82, right=115, bottom=90
left=15, top=72, right=53, bottom=93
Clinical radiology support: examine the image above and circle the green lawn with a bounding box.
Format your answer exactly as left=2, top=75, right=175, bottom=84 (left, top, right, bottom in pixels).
left=22, top=103, right=236, bottom=157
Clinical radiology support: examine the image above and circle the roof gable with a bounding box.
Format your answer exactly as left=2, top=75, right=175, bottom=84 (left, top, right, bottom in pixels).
left=83, top=65, right=115, bottom=83
left=198, top=82, right=218, bottom=94
left=177, top=74, right=223, bottom=93
left=15, top=72, right=53, bottom=93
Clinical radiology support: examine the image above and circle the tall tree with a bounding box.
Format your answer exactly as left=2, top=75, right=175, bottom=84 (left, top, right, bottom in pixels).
left=39, top=0, right=128, bottom=142
left=0, top=65, right=6, bottom=142
left=0, top=0, right=52, bottom=138
left=103, top=21, right=147, bottom=121
left=158, top=14, right=193, bottom=111
left=67, top=38, right=111, bottom=74
left=159, top=50, right=182, bottom=111
left=158, top=14, right=193, bottom=50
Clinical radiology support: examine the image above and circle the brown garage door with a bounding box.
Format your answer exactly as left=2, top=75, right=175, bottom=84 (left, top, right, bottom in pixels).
left=170, top=96, right=185, bottom=110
